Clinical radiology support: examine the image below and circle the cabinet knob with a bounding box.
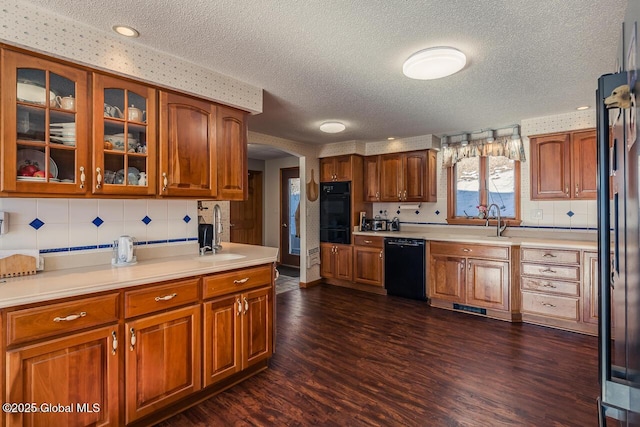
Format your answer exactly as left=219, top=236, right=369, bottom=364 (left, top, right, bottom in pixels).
left=96, top=167, right=102, bottom=190
left=376, top=191, right=380, bottom=200
left=162, top=172, right=168, bottom=192
left=379, top=250, right=383, bottom=259
left=565, top=186, right=569, bottom=196
left=79, top=166, right=86, bottom=189
left=243, top=297, right=249, bottom=315
left=575, top=183, right=579, bottom=197
left=237, top=298, right=242, bottom=316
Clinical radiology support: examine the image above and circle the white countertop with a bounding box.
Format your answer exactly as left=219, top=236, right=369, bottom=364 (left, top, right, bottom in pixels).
left=353, top=230, right=599, bottom=250
left=0, top=243, right=279, bottom=309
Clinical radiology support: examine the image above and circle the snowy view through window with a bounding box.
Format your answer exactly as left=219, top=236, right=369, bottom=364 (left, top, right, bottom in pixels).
left=455, top=156, right=515, bottom=218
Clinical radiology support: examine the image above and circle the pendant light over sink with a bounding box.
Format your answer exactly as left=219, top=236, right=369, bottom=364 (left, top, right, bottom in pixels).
left=403, top=47, right=466, bottom=80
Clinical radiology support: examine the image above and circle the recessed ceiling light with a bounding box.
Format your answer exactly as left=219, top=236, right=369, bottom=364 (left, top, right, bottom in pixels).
left=403, top=47, right=466, bottom=80
left=319, top=122, right=346, bottom=133
left=387, top=137, right=395, bottom=141
left=112, top=25, right=140, bottom=38
left=576, top=105, right=590, bottom=110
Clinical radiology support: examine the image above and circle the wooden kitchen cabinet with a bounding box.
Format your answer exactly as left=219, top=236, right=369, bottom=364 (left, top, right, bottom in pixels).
left=217, top=105, right=248, bottom=200
left=158, top=90, right=218, bottom=198
left=92, top=73, right=157, bottom=196
left=125, top=304, right=201, bottom=424
left=379, top=150, right=436, bottom=202
left=429, top=242, right=515, bottom=320
left=320, top=155, right=353, bottom=182
left=363, top=156, right=380, bottom=201
left=353, top=235, right=384, bottom=287
left=1, top=48, right=90, bottom=195
left=203, top=266, right=273, bottom=386
left=530, top=129, right=597, bottom=200
left=5, top=325, right=120, bottom=427
left=320, top=243, right=353, bottom=281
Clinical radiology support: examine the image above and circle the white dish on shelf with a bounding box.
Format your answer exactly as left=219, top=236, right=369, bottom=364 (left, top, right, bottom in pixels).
left=116, top=167, right=140, bottom=185
left=17, top=149, right=58, bottom=178
left=50, top=136, right=76, bottom=143
left=49, top=122, right=76, bottom=128
left=17, top=81, right=56, bottom=105
left=49, top=128, right=75, bottom=135
left=16, top=176, right=59, bottom=182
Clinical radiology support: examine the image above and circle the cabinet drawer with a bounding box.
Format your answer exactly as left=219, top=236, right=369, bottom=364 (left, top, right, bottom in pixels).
left=203, top=265, right=272, bottom=299
left=521, top=248, right=580, bottom=265
left=354, top=235, right=384, bottom=248
left=521, top=276, right=580, bottom=296
left=522, top=291, right=579, bottom=321
left=521, top=262, right=580, bottom=281
left=430, top=242, right=509, bottom=260
left=6, top=293, right=119, bottom=346
left=125, top=278, right=200, bottom=318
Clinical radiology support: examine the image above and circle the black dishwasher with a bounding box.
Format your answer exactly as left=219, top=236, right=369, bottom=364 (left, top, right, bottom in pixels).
left=384, top=238, right=426, bottom=300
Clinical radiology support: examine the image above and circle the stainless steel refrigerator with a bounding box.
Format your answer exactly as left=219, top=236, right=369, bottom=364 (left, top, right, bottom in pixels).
left=597, top=3, right=640, bottom=425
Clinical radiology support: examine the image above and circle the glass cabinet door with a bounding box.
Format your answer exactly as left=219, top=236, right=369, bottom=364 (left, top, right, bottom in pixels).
left=92, top=74, right=156, bottom=195
left=1, top=49, right=89, bottom=194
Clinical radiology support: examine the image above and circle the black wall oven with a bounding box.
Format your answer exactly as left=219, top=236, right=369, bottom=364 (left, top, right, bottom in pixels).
left=320, top=181, right=351, bottom=244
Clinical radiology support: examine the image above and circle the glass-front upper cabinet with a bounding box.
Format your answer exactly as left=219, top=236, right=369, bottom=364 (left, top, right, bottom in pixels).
left=92, top=73, right=156, bottom=195
left=0, top=49, right=89, bottom=194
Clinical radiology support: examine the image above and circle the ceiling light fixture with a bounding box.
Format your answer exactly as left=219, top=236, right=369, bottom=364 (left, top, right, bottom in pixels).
left=112, top=25, right=140, bottom=38
left=402, top=47, right=467, bottom=80
left=319, top=122, right=346, bottom=133
left=576, top=105, right=590, bottom=110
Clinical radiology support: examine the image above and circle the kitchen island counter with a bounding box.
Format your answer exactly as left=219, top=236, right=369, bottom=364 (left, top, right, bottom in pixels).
left=0, top=242, right=278, bottom=309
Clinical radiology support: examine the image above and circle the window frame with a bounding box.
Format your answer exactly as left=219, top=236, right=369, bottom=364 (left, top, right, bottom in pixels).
left=446, top=156, right=522, bottom=226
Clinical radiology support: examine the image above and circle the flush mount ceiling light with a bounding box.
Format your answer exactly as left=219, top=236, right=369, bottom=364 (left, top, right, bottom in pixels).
left=402, top=47, right=467, bottom=80
left=112, top=25, right=140, bottom=38
left=319, top=122, right=346, bottom=133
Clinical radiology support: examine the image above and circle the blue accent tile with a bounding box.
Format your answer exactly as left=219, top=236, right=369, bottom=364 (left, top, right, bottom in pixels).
left=183, top=215, right=191, bottom=223
left=415, top=210, right=420, bottom=215
left=98, top=244, right=113, bottom=249
left=396, top=210, right=401, bottom=215
left=70, top=245, right=98, bottom=251
left=142, top=215, right=152, bottom=225
left=168, top=238, right=188, bottom=243
left=567, top=210, right=575, bottom=218
left=92, top=216, right=104, bottom=227
left=187, top=237, right=199, bottom=242
left=29, top=218, right=45, bottom=230
left=39, top=247, right=69, bottom=254
left=148, top=239, right=169, bottom=245
left=435, top=210, right=440, bottom=215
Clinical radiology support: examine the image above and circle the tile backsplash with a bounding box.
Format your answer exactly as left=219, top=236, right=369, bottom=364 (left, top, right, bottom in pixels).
left=0, top=198, right=198, bottom=253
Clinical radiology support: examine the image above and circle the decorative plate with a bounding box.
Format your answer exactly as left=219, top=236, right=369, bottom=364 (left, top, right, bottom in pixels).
left=17, top=149, right=58, bottom=178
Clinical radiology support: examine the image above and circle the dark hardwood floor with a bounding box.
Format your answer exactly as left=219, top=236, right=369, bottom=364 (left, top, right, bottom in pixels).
left=158, top=285, right=599, bottom=426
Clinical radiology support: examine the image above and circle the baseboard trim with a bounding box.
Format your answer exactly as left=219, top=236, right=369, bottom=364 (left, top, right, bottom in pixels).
left=299, top=278, right=323, bottom=288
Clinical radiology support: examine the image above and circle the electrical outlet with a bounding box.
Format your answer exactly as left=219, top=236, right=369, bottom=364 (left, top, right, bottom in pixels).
left=531, top=209, right=543, bottom=220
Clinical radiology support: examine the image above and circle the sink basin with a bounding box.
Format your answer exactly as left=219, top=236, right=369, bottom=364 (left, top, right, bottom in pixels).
left=195, top=253, right=246, bottom=262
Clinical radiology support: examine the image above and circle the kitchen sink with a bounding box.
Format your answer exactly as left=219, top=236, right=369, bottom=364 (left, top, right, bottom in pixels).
left=194, top=253, right=246, bottom=262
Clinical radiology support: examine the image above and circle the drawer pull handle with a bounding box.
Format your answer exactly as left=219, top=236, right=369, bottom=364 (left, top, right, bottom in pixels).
left=53, top=311, right=86, bottom=322
left=129, top=328, right=136, bottom=351
left=364, top=240, right=373, bottom=244
left=155, top=293, right=177, bottom=302
left=542, top=283, right=557, bottom=289
left=541, top=302, right=556, bottom=308
left=237, top=299, right=242, bottom=316
left=234, top=277, right=250, bottom=285
left=95, top=167, right=102, bottom=190
left=79, top=166, right=86, bottom=189
left=542, top=253, right=557, bottom=258
left=379, top=250, right=383, bottom=259
left=462, top=248, right=471, bottom=252
left=243, top=297, right=249, bottom=315
left=162, top=172, right=168, bottom=192
left=540, top=268, right=556, bottom=274
left=111, top=331, right=118, bottom=355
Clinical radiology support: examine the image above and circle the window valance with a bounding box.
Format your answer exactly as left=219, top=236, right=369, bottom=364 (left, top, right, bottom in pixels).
left=442, top=135, right=526, bottom=168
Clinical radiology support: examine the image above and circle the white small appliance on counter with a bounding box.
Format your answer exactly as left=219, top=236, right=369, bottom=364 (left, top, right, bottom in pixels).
left=112, top=235, right=137, bottom=266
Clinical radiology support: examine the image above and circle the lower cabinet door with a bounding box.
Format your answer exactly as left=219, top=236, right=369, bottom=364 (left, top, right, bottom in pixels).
left=203, top=295, right=242, bottom=386
left=429, top=255, right=465, bottom=303
left=5, top=325, right=119, bottom=427
left=353, top=246, right=383, bottom=286
left=466, top=259, right=509, bottom=310
left=125, top=305, right=201, bottom=424
left=243, top=287, right=272, bottom=368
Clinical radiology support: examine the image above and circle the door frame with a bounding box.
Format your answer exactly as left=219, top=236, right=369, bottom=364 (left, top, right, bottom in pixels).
left=280, top=167, right=300, bottom=267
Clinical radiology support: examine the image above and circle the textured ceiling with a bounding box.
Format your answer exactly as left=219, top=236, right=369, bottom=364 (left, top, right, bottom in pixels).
left=24, top=0, right=627, bottom=145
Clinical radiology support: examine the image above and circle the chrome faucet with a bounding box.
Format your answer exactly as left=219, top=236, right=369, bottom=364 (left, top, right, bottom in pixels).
left=487, top=203, right=508, bottom=237
left=199, top=246, right=212, bottom=256
left=212, top=204, right=223, bottom=253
